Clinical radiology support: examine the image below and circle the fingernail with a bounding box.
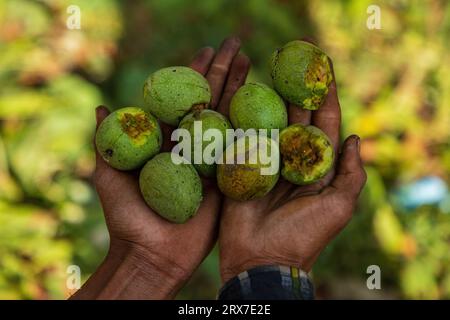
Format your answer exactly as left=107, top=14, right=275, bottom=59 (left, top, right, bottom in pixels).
left=197, top=46, right=214, bottom=57
left=347, top=135, right=360, bottom=150
left=96, top=105, right=107, bottom=123
left=355, top=135, right=361, bottom=152
left=229, top=35, right=241, bottom=44
left=234, top=53, right=251, bottom=68
left=223, top=36, right=241, bottom=48
left=301, top=36, right=316, bottom=45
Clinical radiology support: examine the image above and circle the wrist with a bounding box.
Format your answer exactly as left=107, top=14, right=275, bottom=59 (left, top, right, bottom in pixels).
left=72, top=239, right=191, bottom=300
left=99, top=240, right=190, bottom=299
left=221, top=258, right=275, bottom=284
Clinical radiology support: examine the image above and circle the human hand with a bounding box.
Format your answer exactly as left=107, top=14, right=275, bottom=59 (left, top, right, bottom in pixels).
left=218, top=53, right=367, bottom=283
left=71, top=37, right=250, bottom=299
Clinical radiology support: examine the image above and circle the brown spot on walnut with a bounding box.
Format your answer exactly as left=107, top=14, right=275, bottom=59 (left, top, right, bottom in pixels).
left=119, top=112, right=153, bottom=139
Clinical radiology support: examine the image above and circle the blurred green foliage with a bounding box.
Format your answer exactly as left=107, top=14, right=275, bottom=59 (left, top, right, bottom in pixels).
left=0, top=0, right=120, bottom=298
left=0, top=0, right=449, bottom=299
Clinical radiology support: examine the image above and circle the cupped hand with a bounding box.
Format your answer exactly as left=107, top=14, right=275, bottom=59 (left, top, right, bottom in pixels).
left=72, top=37, right=250, bottom=299
left=218, top=52, right=367, bottom=283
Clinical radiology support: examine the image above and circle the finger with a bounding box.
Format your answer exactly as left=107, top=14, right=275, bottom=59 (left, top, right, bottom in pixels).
left=301, top=36, right=317, bottom=45
left=328, top=135, right=367, bottom=198
left=189, top=47, right=215, bottom=76
left=95, top=105, right=109, bottom=129
left=216, top=53, right=251, bottom=117
left=206, top=36, right=241, bottom=109
left=94, top=106, right=111, bottom=175
left=288, top=105, right=311, bottom=125
left=286, top=136, right=366, bottom=241
left=311, top=58, right=341, bottom=156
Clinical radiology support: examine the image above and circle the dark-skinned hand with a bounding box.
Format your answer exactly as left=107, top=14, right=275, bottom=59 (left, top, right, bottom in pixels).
left=218, top=46, right=367, bottom=283
left=71, top=37, right=251, bottom=299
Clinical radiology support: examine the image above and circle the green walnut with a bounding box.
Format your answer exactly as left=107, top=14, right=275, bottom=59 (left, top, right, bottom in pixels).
left=280, top=124, right=334, bottom=185
left=229, top=82, right=287, bottom=133
left=139, top=152, right=203, bottom=223
left=270, top=40, right=333, bottom=110
left=217, top=135, right=279, bottom=201
left=143, top=66, right=211, bottom=126
left=178, top=109, right=233, bottom=178
left=95, top=107, right=162, bottom=170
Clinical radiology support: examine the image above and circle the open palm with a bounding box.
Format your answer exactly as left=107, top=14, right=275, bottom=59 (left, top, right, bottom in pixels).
left=85, top=37, right=250, bottom=297
left=219, top=58, right=367, bottom=283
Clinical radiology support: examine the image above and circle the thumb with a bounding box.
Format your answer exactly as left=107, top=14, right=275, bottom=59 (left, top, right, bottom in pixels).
left=94, top=106, right=112, bottom=181
left=329, top=135, right=367, bottom=199
left=95, top=105, right=110, bottom=129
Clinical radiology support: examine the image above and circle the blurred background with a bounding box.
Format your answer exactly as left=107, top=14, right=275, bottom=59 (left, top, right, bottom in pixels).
left=0, top=0, right=449, bottom=299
